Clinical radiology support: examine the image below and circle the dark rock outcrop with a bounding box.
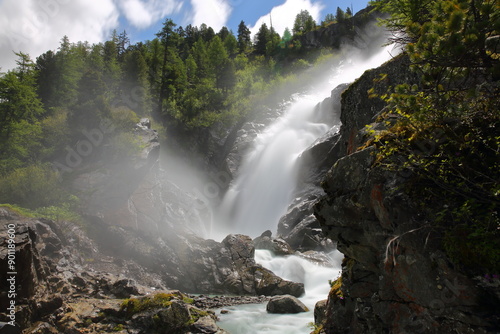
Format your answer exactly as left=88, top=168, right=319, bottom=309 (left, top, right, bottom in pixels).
left=266, top=295, right=308, bottom=314
left=312, top=55, right=500, bottom=333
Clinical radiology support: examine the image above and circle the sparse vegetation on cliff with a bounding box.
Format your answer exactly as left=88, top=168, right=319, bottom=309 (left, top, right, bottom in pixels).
left=368, top=0, right=500, bottom=274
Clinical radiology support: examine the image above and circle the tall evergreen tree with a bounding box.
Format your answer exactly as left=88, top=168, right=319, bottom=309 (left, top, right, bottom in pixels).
left=255, top=23, right=270, bottom=55
left=156, top=18, right=177, bottom=118
left=237, top=21, right=252, bottom=53
left=336, top=7, right=346, bottom=22
left=52, top=36, right=83, bottom=108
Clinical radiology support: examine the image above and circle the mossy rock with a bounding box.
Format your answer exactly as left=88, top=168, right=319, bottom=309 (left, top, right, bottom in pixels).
left=120, top=292, right=186, bottom=318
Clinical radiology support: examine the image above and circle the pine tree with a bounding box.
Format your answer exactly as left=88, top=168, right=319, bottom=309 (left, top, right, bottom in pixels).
left=293, top=10, right=316, bottom=35
left=255, top=23, right=270, bottom=55
left=336, top=7, right=345, bottom=23
left=156, top=18, right=177, bottom=118
left=237, top=21, right=252, bottom=53
left=322, top=13, right=336, bottom=25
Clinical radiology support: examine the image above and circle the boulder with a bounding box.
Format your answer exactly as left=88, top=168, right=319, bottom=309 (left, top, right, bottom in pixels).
left=266, top=295, right=308, bottom=314
left=157, top=301, right=192, bottom=332
left=111, top=278, right=140, bottom=298
left=191, top=316, right=228, bottom=334
left=313, top=299, right=327, bottom=326
left=254, top=267, right=305, bottom=297
left=253, top=232, right=294, bottom=255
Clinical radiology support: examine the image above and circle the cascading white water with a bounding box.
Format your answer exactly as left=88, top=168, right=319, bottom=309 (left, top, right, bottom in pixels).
left=213, top=44, right=396, bottom=240
left=215, top=96, right=330, bottom=238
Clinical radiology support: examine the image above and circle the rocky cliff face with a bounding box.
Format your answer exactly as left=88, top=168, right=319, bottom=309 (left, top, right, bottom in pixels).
left=312, top=55, right=500, bottom=333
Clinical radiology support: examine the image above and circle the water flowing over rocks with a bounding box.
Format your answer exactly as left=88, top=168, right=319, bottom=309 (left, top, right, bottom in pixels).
left=276, top=84, right=346, bottom=252
left=312, top=55, right=500, bottom=333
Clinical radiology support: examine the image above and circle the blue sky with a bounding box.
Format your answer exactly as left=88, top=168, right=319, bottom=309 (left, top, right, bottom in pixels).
left=0, top=0, right=370, bottom=71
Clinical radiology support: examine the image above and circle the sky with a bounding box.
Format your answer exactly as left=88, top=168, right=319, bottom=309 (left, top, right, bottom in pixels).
left=0, top=0, right=370, bottom=71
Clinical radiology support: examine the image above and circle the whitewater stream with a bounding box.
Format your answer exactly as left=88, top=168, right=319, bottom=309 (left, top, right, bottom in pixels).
left=213, top=43, right=397, bottom=333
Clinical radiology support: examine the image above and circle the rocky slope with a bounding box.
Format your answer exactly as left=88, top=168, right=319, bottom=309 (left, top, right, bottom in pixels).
left=0, top=206, right=303, bottom=333
left=311, top=55, right=500, bottom=333
left=0, top=117, right=308, bottom=333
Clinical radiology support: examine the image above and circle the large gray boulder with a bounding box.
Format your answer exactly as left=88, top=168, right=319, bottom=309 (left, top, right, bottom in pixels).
left=266, top=295, right=308, bottom=314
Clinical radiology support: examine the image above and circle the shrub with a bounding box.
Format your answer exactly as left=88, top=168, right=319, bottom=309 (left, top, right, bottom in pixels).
left=0, top=164, right=65, bottom=209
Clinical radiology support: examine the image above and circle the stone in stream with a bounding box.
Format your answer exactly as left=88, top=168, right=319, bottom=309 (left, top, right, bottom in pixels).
left=266, top=295, right=309, bottom=314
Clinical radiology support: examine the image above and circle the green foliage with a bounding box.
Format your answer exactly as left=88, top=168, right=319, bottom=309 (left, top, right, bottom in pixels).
left=0, top=54, right=45, bottom=171
left=34, top=205, right=82, bottom=224
left=110, top=106, right=140, bottom=131
left=322, top=13, right=336, bottom=26
left=293, top=10, right=317, bottom=35
left=0, top=164, right=66, bottom=209
left=368, top=0, right=500, bottom=274
left=112, top=324, right=124, bottom=332
left=108, top=132, right=144, bottom=160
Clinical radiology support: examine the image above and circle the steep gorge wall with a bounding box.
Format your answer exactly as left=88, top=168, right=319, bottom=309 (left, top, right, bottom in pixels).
left=313, top=55, right=500, bottom=333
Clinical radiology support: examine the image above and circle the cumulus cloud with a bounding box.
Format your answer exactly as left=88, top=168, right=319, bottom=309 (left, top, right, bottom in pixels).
left=0, top=0, right=119, bottom=71
left=190, top=0, right=232, bottom=31
left=249, top=0, right=324, bottom=38
left=118, top=0, right=183, bottom=29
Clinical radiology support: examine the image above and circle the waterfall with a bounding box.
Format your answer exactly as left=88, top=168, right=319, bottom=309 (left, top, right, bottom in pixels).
left=215, top=95, right=330, bottom=238
left=213, top=44, right=396, bottom=239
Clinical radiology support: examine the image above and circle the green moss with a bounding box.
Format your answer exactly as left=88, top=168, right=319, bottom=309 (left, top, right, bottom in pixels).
left=182, top=297, right=194, bottom=304
left=112, top=324, right=124, bottom=331
left=120, top=292, right=186, bottom=318
left=328, top=276, right=343, bottom=300
left=308, top=322, right=324, bottom=334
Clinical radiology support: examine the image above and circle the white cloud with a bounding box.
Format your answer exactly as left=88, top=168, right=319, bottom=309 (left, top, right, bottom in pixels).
left=189, top=0, right=232, bottom=31
left=249, top=0, right=324, bottom=38
left=0, top=0, right=119, bottom=71
left=118, top=0, right=183, bottom=29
